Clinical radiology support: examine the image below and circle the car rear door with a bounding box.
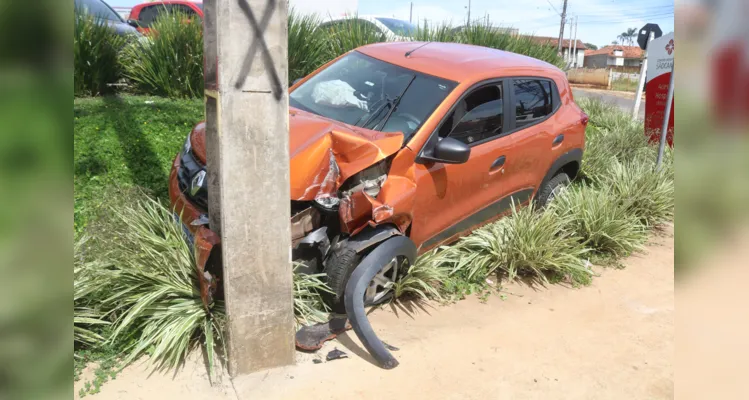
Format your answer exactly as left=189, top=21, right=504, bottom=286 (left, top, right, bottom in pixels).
left=505, top=77, right=563, bottom=196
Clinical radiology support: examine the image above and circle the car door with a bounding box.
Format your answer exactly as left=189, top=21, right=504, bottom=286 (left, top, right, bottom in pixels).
left=505, top=77, right=561, bottom=196
left=411, top=82, right=521, bottom=250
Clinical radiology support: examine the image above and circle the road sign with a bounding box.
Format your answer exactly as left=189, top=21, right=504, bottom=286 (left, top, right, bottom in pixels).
left=645, top=32, right=674, bottom=146
left=638, top=23, right=663, bottom=50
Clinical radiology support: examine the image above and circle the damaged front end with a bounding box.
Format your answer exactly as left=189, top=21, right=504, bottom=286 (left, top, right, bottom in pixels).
left=170, top=114, right=420, bottom=308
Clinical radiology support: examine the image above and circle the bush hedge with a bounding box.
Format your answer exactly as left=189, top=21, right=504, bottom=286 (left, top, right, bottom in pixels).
left=74, top=13, right=127, bottom=96
left=75, top=13, right=564, bottom=98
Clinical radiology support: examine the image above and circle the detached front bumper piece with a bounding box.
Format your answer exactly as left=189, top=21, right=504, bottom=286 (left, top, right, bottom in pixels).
left=344, top=236, right=417, bottom=369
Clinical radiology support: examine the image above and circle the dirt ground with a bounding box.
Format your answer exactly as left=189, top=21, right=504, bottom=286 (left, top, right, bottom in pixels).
left=77, top=225, right=673, bottom=400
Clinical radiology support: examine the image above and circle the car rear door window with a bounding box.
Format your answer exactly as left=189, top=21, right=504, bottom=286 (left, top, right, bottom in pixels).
left=440, top=85, right=504, bottom=145
left=513, top=79, right=553, bottom=129
left=171, top=4, right=198, bottom=17
left=138, top=4, right=170, bottom=27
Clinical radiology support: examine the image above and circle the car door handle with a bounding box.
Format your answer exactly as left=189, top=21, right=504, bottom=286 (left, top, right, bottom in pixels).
left=490, top=155, right=506, bottom=170
left=552, top=134, right=564, bottom=146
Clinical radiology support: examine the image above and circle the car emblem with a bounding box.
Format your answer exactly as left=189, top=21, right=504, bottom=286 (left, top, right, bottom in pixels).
left=191, top=170, right=206, bottom=196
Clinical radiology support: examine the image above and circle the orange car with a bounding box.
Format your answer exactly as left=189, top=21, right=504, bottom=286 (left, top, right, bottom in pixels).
left=170, top=42, right=588, bottom=310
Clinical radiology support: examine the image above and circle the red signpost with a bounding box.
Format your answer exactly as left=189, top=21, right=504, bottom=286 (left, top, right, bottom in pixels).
left=645, top=32, right=675, bottom=146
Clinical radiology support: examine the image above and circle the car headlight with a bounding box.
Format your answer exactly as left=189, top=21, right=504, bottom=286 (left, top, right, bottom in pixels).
left=190, top=170, right=206, bottom=197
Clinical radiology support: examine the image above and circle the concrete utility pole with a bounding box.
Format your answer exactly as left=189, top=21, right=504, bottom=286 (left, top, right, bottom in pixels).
left=571, top=16, right=578, bottom=67
left=557, top=0, right=568, bottom=54
left=466, top=0, right=471, bottom=28
left=409, top=2, right=413, bottom=24
left=202, top=0, right=294, bottom=376
left=567, top=16, right=573, bottom=65
left=632, top=32, right=655, bottom=119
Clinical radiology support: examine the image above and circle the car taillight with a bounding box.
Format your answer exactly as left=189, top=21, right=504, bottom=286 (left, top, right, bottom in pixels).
left=580, top=111, right=590, bottom=126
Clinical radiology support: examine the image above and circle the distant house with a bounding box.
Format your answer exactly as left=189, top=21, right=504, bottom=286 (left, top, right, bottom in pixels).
left=526, top=36, right=587, bottom=67
left=583, top=46, right=644, bottom=68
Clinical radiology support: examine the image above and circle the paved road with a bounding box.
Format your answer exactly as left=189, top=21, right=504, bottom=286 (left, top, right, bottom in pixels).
left=573, top=88, right=646, bottom=119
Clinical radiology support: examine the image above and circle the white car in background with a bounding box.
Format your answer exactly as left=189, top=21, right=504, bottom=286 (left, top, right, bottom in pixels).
left=320, top=15, right=416, bottom=41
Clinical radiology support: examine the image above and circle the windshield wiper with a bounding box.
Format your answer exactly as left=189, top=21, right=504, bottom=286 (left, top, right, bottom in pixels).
left=363, top=74, right=417, bottom=131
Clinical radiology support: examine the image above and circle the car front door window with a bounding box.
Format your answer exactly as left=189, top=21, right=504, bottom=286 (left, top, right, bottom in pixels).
left=439, top=85, right=504, bottom=145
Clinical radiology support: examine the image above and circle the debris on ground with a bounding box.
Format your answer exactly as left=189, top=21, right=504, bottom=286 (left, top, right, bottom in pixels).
left=312, top=359, right=323, bottom=364
left=326, top=348, right=348, bottom=361
left=295, top=317, right=351, bottom=352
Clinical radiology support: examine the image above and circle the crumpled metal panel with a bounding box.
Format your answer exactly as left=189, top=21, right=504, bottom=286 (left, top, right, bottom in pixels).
left=194, top=226, right=221, bottom=308
left=288, top=110, right=404, bottom=201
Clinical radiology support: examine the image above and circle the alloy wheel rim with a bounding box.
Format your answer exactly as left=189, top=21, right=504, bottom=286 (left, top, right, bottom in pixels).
left=364, top=256, right=402, bottom=305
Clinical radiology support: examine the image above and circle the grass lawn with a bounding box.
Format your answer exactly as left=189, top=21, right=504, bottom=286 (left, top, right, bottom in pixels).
left=611, top=78, right=639, bottom=92
left=74, top=95, right=204, bottom=235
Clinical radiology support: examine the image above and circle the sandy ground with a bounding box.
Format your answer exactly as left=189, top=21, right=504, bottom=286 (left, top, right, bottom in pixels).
left=77, top=225, right=673, bottom=400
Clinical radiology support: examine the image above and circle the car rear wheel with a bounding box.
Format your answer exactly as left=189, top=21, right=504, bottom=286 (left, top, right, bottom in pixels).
left=536, top=172, right=570, bottom=207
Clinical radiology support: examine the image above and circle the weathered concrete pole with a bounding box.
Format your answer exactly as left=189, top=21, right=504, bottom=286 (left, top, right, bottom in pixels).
left=202, top=0, right=294, bottom=376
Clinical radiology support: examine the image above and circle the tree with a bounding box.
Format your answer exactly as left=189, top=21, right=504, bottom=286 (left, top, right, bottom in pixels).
left=611, top=40, right=619, bottom=45
left=584, top=42, right=598, bottom=50
left=617, top=27, right=638, bottom=46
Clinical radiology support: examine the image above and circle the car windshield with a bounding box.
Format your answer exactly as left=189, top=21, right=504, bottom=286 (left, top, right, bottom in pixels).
left=290, top=51, right=456, bottom=141
left=375, top=17, right=416, bottom=37
left=74, top=0, right=123, bottom=22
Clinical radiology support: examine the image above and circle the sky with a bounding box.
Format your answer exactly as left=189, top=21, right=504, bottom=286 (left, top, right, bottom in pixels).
left=110, top=0, right=675, bottom=49
left=359, top=0, right=675, bottom=48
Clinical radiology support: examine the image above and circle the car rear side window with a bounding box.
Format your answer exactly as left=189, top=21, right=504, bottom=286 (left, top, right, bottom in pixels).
left=513, top=79, right=554, bottom=129
left=138, top=5, right=170, bottom=27
left=439, top=85, right=504, bottom=145
left=171, top=4, right=198, bottom=17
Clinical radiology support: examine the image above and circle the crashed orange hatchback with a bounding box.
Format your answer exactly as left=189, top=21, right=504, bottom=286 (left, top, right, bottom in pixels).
left=169, top=42, right=588, bottom=311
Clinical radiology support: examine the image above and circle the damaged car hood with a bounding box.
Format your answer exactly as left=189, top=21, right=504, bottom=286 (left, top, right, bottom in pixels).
left=189, top=108, right=405, bottom=200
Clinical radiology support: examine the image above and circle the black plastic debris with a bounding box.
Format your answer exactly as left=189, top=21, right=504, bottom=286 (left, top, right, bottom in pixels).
left=326, top=348, right=348, bottom=361
left=295, top=317, right=350, bottom=351
left=312, top=358, right=323, bottom=364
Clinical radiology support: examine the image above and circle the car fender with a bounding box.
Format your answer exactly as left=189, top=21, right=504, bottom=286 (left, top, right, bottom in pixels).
left=539, top=148, right=583, bottom=191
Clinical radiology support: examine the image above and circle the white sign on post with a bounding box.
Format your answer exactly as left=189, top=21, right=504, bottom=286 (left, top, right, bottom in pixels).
left=645, top=32, right=675, bottom=145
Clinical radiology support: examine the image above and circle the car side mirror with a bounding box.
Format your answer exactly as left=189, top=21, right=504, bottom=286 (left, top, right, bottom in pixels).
left=422, top=137, right=471, bottom=164
left=127, top=19, right=140, bottom=28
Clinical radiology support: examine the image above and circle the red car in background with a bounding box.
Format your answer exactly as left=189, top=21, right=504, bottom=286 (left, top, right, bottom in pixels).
left=127, top=0, right=203, bottom=34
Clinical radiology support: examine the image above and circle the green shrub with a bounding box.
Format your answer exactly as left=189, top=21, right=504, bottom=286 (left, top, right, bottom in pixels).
left=321, top=15, right=387, bottom=60
left=394, top=255, right=449, bottom=301
left=551, top=185, right=647, bottom=259
left=82, top=196, right=224, bottom=375
left=496, top=205, right=592, bottom=285
left=578, top=97, right=657, bottom=180
left=293, top=266, right=332, bottom=326
left=121, top=11, right=203, bottom=98
left=599, top=160, right=674, bottom=227
left=74, top=13, right=127, bottom=96
left=288, top=10, right=329, bottom=84
left=455, top=24, right=563, bottom=68
left=412, top=21, right=456, bottom=42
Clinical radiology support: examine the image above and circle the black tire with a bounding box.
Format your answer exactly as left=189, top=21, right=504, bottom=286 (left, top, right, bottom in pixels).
left=323, top=244, right=361, bottom=313
left=536, top=173, right=570, bottom=208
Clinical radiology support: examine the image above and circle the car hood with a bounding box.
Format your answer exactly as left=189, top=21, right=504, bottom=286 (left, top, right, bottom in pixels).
left=189, top=107, right=404, bottom=201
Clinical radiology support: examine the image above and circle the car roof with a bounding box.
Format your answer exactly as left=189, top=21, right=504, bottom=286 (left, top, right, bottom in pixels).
left=356, top=41, right=559, bottom=83
left=134, top=0, right=200, bottom=7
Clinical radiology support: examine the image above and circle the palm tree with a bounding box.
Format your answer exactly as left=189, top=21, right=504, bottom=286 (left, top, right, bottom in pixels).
left=617, top=27, right=638, bottom=46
